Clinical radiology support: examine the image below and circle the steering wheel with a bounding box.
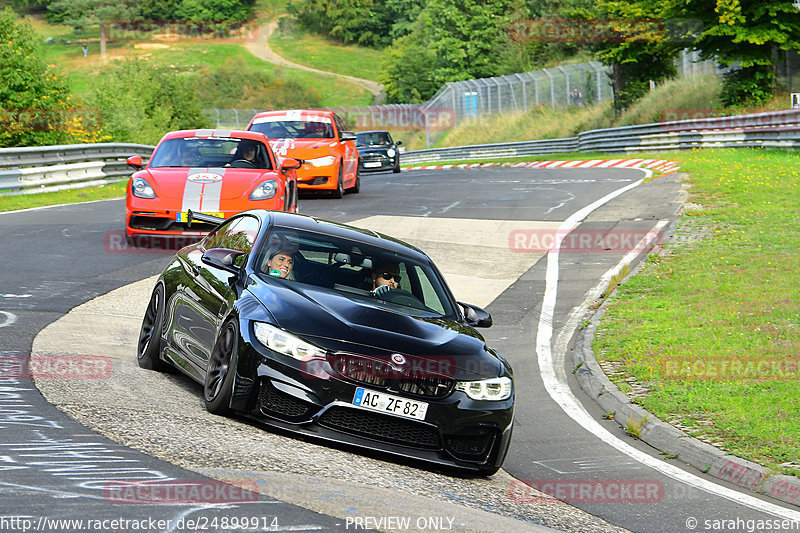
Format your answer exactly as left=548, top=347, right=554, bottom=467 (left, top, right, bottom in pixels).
left=229, top=159, right=256, bottom=168
left=379, top=289, right=423, bottom=308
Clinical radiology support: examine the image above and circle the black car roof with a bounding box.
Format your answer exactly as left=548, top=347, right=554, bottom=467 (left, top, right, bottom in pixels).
left=246, top=211, right=426, bottom=258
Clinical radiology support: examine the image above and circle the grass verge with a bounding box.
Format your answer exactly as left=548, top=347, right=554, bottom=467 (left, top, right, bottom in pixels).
left=593, top=148, right=800, bottom=476
left=0, top=181, right=127, bottom=212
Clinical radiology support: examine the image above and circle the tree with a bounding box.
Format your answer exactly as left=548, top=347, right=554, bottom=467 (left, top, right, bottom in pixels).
left=587, top=0, right=681, bottom=113
left=48, top=0, right=140, bottom=56
left=381, top=0, right=514, bottom=103
left=0, top=7, right=73, bottom=146
left=680, top=0, right=800, bottom=106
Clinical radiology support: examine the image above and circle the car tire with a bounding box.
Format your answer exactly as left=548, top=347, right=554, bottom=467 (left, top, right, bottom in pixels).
left=137, top=283, right=165, bottom=371
left=204, top=319, right=238, bottom=416
left=331, top=163, right=344, bottom=199
left=393, top=160, right=401, bottom=173
left=348, top=166, right=361, bottom=194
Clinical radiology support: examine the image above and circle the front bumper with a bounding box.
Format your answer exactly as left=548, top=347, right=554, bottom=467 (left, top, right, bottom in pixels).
left=295, top=163, right=338, bottom=190
left=231, top=340, right=514, bottom=474
left=358, top=152, right=398, bottom=172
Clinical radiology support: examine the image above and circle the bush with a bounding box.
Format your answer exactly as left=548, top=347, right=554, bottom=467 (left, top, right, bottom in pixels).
left=85, top=60, right=208, bottom=144
left=194, top=58, right=322, bottom=109
left=0, top=7, right=73, bottom=147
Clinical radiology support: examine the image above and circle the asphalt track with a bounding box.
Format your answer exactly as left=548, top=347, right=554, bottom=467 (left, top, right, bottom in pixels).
left=1, top=166, right=798, bottom=532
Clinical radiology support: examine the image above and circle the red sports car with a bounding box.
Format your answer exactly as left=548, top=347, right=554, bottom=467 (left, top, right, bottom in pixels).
left=247, top=109, right=359, bottom=198
left=125, top=129, right=299, bottom=241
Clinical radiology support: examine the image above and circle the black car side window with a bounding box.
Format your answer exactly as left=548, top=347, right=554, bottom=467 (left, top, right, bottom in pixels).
left=204, top=216, right=260, bottom=267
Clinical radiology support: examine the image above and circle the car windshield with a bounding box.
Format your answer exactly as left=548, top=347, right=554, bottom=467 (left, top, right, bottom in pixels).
left=356, top=132, right=391, bottom=146
left=149, top=137, right=272, bottom=169
left=254, top=226, right=455, bottom=318
left=250, top=116, right=335, bottom=139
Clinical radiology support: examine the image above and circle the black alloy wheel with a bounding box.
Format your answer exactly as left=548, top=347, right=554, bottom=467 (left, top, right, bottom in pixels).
left=137, top=283, right=165, bottom=371
left=204, top=320, right=238, bottom=415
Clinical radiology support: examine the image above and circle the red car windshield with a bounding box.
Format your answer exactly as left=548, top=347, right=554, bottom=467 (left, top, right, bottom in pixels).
left=149, top=138, right=273, bottom=169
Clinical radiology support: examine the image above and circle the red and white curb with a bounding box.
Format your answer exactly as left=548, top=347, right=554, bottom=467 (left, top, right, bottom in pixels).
left=404, top=158, right=680, bottom=174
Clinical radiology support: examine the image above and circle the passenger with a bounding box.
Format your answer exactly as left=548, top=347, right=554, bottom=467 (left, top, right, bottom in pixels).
left=264, top=248, right=295, bottom=279
left=370, top=262, right=401, bottom=298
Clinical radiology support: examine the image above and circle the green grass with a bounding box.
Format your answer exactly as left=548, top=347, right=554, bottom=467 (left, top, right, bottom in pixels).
left=0, top=181, right=127, bottom=212
left=593, top=148, right=800, bottom=475
left=30, top=14, right=372, bottom=108
left=269, top=23, right=385, bottom=82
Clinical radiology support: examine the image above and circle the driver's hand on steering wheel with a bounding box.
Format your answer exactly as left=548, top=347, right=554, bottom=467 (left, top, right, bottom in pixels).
left=372, top=285, right=392, bottom=298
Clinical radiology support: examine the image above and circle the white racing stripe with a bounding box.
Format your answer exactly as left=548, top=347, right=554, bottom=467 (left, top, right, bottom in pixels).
left=535, top=170, right=800, bottom=519
left=181, top=168, right=225, bottom=213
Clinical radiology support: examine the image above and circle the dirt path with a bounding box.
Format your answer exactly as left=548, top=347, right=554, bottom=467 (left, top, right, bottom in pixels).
left=245, top=18, right=385, bottom=103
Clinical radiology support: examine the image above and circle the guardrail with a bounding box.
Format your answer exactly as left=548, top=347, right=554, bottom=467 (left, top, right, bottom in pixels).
left=3, top=108, right=800, bottom=193
left=0, top=143, right=154, bottom=195
left=402, top=108, right=800, bottom=165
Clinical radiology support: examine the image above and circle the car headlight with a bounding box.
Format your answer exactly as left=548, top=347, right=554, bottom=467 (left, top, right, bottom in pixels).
left=386, top=148, right=396, bottom=158
left=249, top=180, right=278, bottom=200
left=132, top=177, right=156, bottom=199
left=455, top=376, right=513, bottom=401
left=305, top=155, right=336, bottom=167
left=253, top=322, right=326, bottom=360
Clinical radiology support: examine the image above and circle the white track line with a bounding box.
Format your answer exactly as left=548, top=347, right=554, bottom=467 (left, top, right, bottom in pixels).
left=535, top=170, right=800, bottom=520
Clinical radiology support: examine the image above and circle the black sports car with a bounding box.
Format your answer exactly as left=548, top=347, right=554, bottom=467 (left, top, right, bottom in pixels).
left=137, top=210, right=514, bottom=475
left=355, top=130, right=402, bottom=173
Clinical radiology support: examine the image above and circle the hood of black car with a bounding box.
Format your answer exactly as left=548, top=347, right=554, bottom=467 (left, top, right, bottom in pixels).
left=248, top=276, right=501, bottom=380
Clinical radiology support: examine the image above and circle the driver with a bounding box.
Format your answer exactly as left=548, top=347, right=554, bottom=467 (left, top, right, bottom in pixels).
left=228, top=142, right=258, bottom=167
left=264, top=247, right=295, bottom=279
left=370, top=262, right=401, bottom=298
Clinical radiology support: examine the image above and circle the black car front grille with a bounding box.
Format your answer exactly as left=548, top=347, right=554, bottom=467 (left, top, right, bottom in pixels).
left=300, top=176, right=329, bottom=185
left=361, top=153, right=385, bottom=162
left=318, top=406, right=440, bottom=449
left=445, top=431, right=497, bottom=460
left=328, top=353, right=455, bottom=399
left=259, top=380, right=315, bottom=421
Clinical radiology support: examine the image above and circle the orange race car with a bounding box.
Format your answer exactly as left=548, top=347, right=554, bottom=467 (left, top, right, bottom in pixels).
left=247, top=109, right=360, bottom=198
left=125, top=129, right=299, bottom=241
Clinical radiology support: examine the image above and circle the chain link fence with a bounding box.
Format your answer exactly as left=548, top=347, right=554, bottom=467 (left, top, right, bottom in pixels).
left=203, top=61, right=612, bottom=147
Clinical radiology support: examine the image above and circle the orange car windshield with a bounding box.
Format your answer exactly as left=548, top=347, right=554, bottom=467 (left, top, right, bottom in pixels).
left=250, top=120, right=334, bottom=139
left=149, top=138, right=273, bottom=169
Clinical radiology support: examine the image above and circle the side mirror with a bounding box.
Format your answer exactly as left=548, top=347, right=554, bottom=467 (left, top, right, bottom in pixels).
left=201, top=248, right=245, bottom=274
left=458, top=301, right=492, bottom=328
left=127, top=155, right=144, bottom=170
left=339, top=131, right=357, bottom=142
left=280, top=158, right=302, bottom=174
left=395, top=140, right=403, bottom=146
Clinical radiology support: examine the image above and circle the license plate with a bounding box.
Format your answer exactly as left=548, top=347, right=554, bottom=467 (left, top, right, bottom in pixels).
left=176, top=212, right=224, bottom=222
left=363, top=162, right=382, bottom=168
left=352, top=387, right=428, bottom=421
